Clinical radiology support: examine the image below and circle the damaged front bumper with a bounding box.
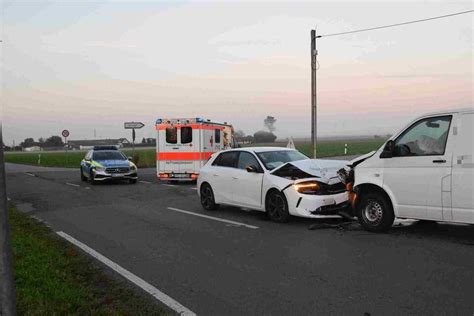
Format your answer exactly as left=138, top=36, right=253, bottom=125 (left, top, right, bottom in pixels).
left=286, top=190, right=350, bottom=219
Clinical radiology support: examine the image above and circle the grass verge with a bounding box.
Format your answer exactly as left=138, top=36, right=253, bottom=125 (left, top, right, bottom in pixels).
left=10, top=206, right=167, bottom=315
left=4, top=139, right=385, bottom=168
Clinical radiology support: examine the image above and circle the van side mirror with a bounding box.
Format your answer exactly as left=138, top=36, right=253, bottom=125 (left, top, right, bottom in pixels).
left=128, top=156, right=133, bottom=161
left=246, top=165, right=259, bottom=173
left=380, top=140, right=394, bottom=158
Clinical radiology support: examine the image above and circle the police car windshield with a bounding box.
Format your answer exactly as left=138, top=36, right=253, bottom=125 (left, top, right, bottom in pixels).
left=256, top=150, right=308, bottom=170
left=92, top=151, right=126, bottom=161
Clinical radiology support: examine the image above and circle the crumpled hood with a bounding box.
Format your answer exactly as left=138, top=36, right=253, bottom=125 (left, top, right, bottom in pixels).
left=347, top=151, right=377, bottom=167
left=272, top=159, right=348, bottom=184
left=95, top=159, right=130, bottom=168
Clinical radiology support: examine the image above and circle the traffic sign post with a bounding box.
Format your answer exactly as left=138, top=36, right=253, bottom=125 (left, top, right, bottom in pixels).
left=62, top=129, right=70, bottom=165
left=124, top=122, right=144, bottom=157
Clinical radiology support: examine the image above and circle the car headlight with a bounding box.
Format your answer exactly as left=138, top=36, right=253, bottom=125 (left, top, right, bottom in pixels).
left=130, top=165, right=137, bottom=171
left=294, top=181, right=321, bottom=194
left=95, top=167, right=105, bottom=172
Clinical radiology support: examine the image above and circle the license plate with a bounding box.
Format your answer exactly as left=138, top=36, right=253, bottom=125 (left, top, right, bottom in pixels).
left=172, top=174, right=190, bottom=178
left=112, top=174, right=124, bottom=178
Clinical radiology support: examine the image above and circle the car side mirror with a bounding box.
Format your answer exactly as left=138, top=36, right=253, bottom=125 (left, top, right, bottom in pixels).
left=246, top=165, right=258, bottom=173
left=380, top=140, right=394, bottom=158
left=128, top=157, right=133, bottom=161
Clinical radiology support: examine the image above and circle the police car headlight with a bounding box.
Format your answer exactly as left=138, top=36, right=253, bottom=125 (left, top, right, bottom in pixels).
left=95, top=167, right=105, bottom=172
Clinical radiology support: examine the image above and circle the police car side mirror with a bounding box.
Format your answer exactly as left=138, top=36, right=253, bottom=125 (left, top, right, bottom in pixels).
left=128, top=157, right=133, bottom=161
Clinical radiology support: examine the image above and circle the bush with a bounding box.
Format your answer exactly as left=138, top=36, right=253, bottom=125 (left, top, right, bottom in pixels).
left=253, top=131, right=277, bottom=143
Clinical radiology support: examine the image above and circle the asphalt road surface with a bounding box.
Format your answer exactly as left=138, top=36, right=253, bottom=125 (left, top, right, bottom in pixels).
left=6, top=163, right=474, bottom=315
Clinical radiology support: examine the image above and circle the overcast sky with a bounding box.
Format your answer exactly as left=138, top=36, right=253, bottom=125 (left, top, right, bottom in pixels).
left=1, top=0, right=472, bottom=145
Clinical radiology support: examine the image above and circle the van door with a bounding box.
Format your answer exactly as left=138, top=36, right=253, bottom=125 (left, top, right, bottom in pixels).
left=452, top=112, right=474, bottom=223
left=382, top=115, right=453, bottom=220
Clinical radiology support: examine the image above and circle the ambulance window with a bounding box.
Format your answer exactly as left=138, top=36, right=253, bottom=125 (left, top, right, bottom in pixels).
left=215, top=129, right=221, bottom=143
left=166, top=127, right=177, bottom=144
left=181, top=127, right=192, bottom=144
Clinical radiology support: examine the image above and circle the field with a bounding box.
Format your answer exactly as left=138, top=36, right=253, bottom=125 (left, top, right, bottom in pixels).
left=4, top=139, right=385, bottom=168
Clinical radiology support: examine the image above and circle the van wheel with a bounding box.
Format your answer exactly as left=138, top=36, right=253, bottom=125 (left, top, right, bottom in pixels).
left=200, top=183, right=219, bottom=211
left=265, top=190, right=290, bottom=223
left=357, top=192, right=394, bottom=232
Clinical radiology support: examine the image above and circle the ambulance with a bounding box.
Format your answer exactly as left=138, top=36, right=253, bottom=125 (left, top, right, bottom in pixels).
left=155, top=118, right=234, bottom=181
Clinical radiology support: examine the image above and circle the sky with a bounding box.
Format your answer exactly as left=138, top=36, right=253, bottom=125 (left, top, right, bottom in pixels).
left=1, top=0, right=472, bottom=145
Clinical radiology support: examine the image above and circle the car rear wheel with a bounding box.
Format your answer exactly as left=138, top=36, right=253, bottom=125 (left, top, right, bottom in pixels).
left=265, top=190, right=290, bottom=223
left=200, top=183, right=219, bottom=211
left=129, top=179, right=137, bottom=184
left=357, top=192, right=394, bottom=232
left=80, top=167, right=87, bottom=181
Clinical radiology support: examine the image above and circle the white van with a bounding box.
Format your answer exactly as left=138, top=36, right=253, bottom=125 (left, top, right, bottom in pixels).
left=339, top=108, right=473, bottom=232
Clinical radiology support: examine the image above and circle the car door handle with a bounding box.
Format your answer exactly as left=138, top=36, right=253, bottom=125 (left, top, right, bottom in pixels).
left=433, top=159, right=446, bottom=163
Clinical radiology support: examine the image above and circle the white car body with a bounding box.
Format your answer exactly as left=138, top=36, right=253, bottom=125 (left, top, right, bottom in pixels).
left=197, top=147, right=349, bottom=219
left=350, top=108, right=473, bottom=225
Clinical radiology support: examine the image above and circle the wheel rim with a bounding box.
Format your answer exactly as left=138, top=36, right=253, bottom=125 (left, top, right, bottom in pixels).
left=201, top=186, right=213, bottom=208
left=267, top=193, right=286, bottom=220
left=363, top=199, right=383, bottom=224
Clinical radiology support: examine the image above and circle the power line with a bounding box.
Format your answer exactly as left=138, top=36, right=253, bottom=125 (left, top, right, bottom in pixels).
left=318, top=10, right=473, bottom=38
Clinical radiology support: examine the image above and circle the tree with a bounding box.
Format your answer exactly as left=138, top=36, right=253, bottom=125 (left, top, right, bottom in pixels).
left=234, top=130, right=246, bottom=138
left=264, top=116, right=276, bottom=133
left=44, top=136, right=64, bottom=147
left=253, top=131, right=277, bottom=143
left=20, top=138, right=35, bottom=148
left=141, top=137, right=147, bottom=144
left=38, top=137, right=45, bottom=146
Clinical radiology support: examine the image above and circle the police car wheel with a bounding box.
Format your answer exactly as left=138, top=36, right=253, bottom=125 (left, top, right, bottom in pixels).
left=200, top=183, right=219, bottom=211
left=89, top=170, right=96, bottom=185
left=80, top=167, right=87, bottom=181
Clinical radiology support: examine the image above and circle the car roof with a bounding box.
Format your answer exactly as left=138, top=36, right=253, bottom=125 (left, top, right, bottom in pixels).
left=224, top=147, right=298, bottom=153
left=93, top=145, right=119, bottom=151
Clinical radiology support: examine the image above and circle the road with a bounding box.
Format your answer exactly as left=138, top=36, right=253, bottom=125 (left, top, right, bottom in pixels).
left=6, top=163, right=474, bottom=315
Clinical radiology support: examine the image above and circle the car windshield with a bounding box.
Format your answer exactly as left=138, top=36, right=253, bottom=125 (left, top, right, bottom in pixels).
left=92, top=151, right=126, bottom=161
left=256, top=150, right=308, bottom=170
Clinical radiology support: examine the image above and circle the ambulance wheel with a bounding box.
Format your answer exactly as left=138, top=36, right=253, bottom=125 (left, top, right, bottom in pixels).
left=200, top=183, right=219, bottom=211
left=80, top=167, right=87, bottom=181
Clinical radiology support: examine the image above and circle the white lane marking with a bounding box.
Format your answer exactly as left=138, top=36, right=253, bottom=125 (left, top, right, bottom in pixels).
left=162, top=184, right=177, bottom=187
left=191, top=188, right=198, bottom=191
left=66, top=182, right=80, bottom=187
left=139, top=180, right=152, bottom=184
left=7, top=197, right=11, bottom=201
left=25, top=172, right=35, bottom=177
left=167, top=207, right=259, bottom=229
left=56, top=231, right=196, bottom=316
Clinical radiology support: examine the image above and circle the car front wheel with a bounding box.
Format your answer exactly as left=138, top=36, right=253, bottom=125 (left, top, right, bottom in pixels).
left=80, top=167, right=87, bottom=181
left=265, top=190, right=290, bottom=223
left=357, top=192, right=394, bottom=232
left=200, top=183, right=219, bottom=211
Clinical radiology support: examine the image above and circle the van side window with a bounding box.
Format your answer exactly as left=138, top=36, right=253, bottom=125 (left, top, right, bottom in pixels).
left=215, top=129, right=221, bottom=143
left=394, top=115, right=452, bottom=157
left=166, top=127, right=177, bottom=144
left=181, top=127, right=192, bottom=144
left=212, top=151, right=238, bottom=168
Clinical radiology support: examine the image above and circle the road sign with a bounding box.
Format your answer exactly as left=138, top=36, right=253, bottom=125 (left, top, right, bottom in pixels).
left=124, top=122, right=145, bottom=129
left=62, top=129, right=70, bottom=138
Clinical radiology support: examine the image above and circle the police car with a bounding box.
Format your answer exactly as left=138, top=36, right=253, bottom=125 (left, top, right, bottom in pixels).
left=80, top=146, right=138, bottom=184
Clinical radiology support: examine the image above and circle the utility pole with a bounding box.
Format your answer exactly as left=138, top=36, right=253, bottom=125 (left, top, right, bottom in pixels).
left=0, top=128, right=17, bottom=316
left=310, top=29, right=318, bottom=158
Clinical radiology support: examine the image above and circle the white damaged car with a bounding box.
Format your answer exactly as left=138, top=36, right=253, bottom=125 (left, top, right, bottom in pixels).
left=197, top=147, right=349, bottom=222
